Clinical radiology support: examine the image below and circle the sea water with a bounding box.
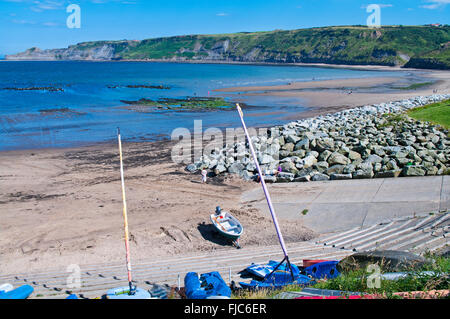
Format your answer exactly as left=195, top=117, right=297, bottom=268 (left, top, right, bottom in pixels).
left=0, top=61, right=403, bottom=150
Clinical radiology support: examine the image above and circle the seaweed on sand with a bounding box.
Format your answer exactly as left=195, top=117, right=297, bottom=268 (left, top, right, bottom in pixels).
left=120, top=96, right=235, bottom=111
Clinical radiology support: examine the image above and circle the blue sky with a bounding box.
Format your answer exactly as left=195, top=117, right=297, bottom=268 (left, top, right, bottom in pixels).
left=0, top=0, right=449, bottom=55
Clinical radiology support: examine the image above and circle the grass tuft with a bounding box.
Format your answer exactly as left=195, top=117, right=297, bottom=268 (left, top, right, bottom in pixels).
left=407, top=99, right=450, bottom=129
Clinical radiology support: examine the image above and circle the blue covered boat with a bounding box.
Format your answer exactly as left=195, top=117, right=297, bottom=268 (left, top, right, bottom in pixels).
left=245, top=260, right=291, bottom=279
left=0, top=285, right=34, bottom=299
left=240, top=261, right=312, bottom=289
left=305, top=261, right=340, bottom=280
left=184, top=271, right=231, bottom=299
left=106, top=286, right=154, bottom=299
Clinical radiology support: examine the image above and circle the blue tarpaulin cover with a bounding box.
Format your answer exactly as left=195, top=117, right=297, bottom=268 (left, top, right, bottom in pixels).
left=246, top=260, right=291, bottom=278
left=305, top=261, right=340, bottom=279
left=240, top=260, right=312, bottom=289
left=184, top=271, right=231, bottom=299
left=0, top=285, right=34, bottom=299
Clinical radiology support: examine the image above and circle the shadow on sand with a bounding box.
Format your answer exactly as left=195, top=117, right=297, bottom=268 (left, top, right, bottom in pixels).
left=197, top=222, right=234, bottom=248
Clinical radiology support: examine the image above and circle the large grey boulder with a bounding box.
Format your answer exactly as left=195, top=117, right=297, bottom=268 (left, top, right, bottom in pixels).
left=279, top=150, right=291, bottom=159
left=282, top=143, right=295, bottom=152
left=402, top=165, right=426, bottom=177
left=263, top=175, right=277, bottom=183
left=315, top=161, right=329, bottom=172
left=228, top=162, right=245, bottom=175
left=328, top=152, right=351, bottom=166
left=314, top=138, right=334, bottom=152
left=319, top=150, right=333, bottom=162
left=393, top=150, right=408, bottom=159
left=385, top=160, right=399, bottom=171
left=186, top=164, right=197, bottom=173
left=258, top=154, right=274, bottom=165
left=285, top=134, right=301, bottom=144
left=295, top=138, right=310, bottom=151
left=311, top=173, right=330, bottom=181
left=425, top=166, right=439, bottom=176
left=246, top=162, right=256, bottom=172
left=365, top=154, right=383, bottom=164
left=330, top=173, right=353, bottom=180
left=326, top=164, right=346, bottom=175
left=280, top=161, right=298, bottom=174
left=297, top=167, right=314, bottom=178
left=353, top=169, right=374, bottom=179
left=214, top=164, right=227, bottom=175
left=241, top=170, right=255, bottom=181
left=348, top=150, right=362, bottom=161
left=302, top=155, right=317, bottom=169
left=277, top=172, right=295, bottom=183
left=291, top=149, right=306, bottom=158
left=294, top=175, right=311, bottom=182
left=265, top=143, right=281, bottom=157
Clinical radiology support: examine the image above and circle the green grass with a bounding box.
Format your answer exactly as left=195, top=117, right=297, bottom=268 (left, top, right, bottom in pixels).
left=232, top=284, right=307, bottom=299
left=231, top=254, right=449, bottom=299
left=405, top=45, right=450, bottom=70
left=120, top=97, right=233, bottom=111
left=312, top=254, right=449, bottom=298
left=124, top=26, right=450, bottom=67
left=377, top=113, right=408, bottom=129
left=391, top=81, right=434, bottom=90
left=407, top=98, right=450, bottom=129
left=42, top=25, right=450, bottom=68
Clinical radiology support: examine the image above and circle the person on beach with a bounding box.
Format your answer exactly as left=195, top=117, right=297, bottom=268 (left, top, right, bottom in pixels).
left=201, top=168, right=208, bottom=183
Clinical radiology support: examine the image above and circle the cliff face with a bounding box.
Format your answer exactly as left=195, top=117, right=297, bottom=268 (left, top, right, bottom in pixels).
left=6, top=47, right=57, bottom=60
left=404, top=43, right=450, bottom=70
left=5, top=41, right=134, bottom=61
left=5, top=26, right=450, bottom=69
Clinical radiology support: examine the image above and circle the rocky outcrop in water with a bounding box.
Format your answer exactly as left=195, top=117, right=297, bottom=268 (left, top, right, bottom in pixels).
left=1, top=86, right=64, bottom=92
left=188, top=95, right=450, bottom=183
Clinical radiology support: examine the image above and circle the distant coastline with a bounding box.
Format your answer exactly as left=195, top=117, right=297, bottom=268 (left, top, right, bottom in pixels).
left=5, top=25, right=450, bottom=70
left=0, top=57, right=436, bottom=74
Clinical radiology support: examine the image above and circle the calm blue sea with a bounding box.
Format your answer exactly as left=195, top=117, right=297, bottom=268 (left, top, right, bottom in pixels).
left=0, top=61, right=404, bottom=151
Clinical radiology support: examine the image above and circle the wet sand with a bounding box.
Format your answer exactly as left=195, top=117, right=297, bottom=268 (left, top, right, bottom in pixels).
left=0, top=140, right=314, bottom=274
left=216, top=69, right=450, bottom=119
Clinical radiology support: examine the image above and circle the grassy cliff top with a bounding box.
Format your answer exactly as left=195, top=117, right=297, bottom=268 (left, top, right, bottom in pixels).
left=8, top=25, right=450, bottom=69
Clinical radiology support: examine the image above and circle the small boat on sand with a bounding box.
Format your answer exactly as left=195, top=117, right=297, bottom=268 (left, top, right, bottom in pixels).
left=210, top=206, right=243, bottom=248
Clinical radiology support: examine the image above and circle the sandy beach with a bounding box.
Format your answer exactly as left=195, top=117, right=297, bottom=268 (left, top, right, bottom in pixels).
left=216, top=68, right=450, bottom=120
left=1, top=65, right=449, bottom=276
left=0, top=140, right=314, bottom=274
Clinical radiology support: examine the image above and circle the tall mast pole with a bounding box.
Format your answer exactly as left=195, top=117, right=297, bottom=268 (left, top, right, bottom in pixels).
left=236, top=104, right=290, bottom=259
left=117, top=127, right=135, bottom=294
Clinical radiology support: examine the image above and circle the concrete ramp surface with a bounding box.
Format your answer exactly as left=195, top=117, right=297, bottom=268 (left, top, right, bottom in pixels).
left=242, top=176, right=449, bottom=233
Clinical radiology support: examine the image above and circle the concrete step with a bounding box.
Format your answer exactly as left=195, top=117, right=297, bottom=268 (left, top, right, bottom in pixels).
left=336, top=213, right=447, bottom=252
left=3, top=242, right=340, bottom=283
left=18, top=250, right=353, bottom=299
left=3, top=211, right=447, bottom=299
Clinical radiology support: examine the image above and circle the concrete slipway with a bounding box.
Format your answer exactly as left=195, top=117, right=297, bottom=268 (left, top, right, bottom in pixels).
left=1, top=176, right=448, bottom=299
